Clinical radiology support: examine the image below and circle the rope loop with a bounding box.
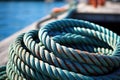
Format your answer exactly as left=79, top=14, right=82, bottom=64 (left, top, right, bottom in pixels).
left=1, top=19, right=120, bottom=80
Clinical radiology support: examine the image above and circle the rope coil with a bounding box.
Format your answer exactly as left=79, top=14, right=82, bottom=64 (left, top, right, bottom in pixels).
left=1, top=19, right=120, bottom=80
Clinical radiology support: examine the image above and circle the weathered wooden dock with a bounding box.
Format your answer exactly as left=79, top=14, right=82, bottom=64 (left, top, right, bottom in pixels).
left=0, top=1, right=120, bottom=66
left=0, top=21, right=37, bottom=65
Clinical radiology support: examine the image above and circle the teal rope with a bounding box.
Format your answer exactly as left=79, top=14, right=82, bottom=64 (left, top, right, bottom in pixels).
left=0, top=66, right=7, bottom=80
left=0, top=19, right=120, bottom=80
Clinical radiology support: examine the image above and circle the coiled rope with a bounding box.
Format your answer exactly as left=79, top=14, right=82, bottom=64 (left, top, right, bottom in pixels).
left=0, top=19, right=120, bottom=80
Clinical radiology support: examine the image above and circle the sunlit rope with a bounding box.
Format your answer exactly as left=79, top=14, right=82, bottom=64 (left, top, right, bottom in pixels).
left=0, top=19, right=120, bottom=80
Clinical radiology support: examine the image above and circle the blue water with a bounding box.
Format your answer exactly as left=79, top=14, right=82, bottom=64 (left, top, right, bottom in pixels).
left=0, top=2, right=65, bottom=41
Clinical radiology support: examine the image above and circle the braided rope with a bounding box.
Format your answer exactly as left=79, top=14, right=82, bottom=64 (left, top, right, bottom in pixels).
left=0, top=19, right=120, bottom=80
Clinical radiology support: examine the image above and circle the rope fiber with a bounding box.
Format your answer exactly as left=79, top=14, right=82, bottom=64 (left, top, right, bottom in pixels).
left=0, top=19, right=120, bottom=80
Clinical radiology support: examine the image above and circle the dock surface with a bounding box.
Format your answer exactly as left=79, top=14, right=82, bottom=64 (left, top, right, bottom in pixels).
left=0, top=22, right=37, bottom=65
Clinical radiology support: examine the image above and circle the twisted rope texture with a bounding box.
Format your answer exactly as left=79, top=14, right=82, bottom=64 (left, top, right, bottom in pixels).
left=1, top=19, right=120, bottom=80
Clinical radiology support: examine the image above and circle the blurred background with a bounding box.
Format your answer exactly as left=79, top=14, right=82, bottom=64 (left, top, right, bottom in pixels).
left=0, top=0, right=120, bottom=41
left=0, top=0, right=66, bottom=41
